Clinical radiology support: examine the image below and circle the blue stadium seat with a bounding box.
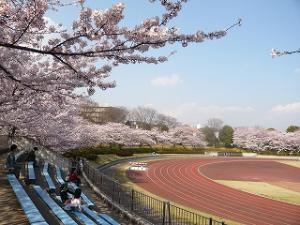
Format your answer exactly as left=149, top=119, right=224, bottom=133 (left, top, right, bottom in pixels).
left=72, top=211, right=96, bottom=225
left=7, top=174, right=48, bottom=225
left=31, top=222, right=49, bottom=225
left=56, top=194, right=97, bottom=225
left=33, top=185, right=77, bottom=225
left=55, top=166, right=65, bottom=185
left=42, top=162, right=56, bottom=191
left=81, top=206, right=110, bottom=225
left=28, top=161, right=36, bottom=181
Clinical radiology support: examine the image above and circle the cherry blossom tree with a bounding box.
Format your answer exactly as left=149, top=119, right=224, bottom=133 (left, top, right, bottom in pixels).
left=169, top=125, right=206, bottom=147
left=0, top=0, right=240, bottom=150
left=1, top=0, right=240, bottom=97
left=233, top=127, right=300, bottom=153
left=271, top=48, right=300, bottom=58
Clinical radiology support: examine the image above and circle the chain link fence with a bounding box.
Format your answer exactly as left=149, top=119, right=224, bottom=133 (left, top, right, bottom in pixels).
left=82, top=159, right=226, bottom=225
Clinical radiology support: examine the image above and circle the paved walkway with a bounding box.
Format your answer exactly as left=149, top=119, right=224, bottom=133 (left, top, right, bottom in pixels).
left=0, top=155, right=28, bottom=225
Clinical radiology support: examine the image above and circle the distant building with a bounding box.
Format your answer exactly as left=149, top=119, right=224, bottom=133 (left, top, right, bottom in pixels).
left=125, top=121, right=139, bottom=129
left=196, top=124, right=202, bottom=129
left=80, top=106, right=127, bottom=124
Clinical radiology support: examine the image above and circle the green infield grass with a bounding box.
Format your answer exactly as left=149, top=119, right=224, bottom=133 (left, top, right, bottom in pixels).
left=216, top=180, right=300, bottom=205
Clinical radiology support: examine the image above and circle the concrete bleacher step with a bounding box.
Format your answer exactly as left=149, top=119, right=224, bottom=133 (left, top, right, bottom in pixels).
left=31, top=222, right=49, bottom=225
left=7, top=174, right=48, bottom=225
left=56, top=196, right=98, bottom=225
left=71, top=210, right=97, bottom=225
left=99, top=213, right=120, bottom=225
left=42, top=162, right=56, bottom=191
left=33, top=185, right=78, bottom=225
left=82, top=206, right=110, bottom=225
left=54, top=166, right=119, bottom=225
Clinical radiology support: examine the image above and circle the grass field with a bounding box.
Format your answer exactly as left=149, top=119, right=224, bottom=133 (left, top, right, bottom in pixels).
left=216, top=180, right=300, bottom=205
left=278, top=160, right=300, bottom=168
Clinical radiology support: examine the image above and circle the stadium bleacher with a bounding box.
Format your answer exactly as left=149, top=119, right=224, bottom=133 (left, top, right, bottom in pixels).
left=7, top=174, right=48, bottom=225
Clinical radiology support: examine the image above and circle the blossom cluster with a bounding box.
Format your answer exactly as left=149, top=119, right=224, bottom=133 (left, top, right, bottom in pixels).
left=233, top=127, right=300, bottom=152
left=0, top=0, right=238, bottom=151
left=271, top=48, right=300, bottom=58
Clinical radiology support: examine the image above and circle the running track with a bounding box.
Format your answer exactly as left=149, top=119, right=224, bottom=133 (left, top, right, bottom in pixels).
left=127, top=158, right=300, bottom=225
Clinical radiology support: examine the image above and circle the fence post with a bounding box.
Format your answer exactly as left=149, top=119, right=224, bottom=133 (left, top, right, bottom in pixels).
left=162, top=201, right=166, bottom=225
left=167, top=202, right=171, bottom=225
left=209, top=218, right=213, bottom=225
left=131, top=189, right=135, bottom=211
left=112, top=181, right=115, bottom=201
left=87, top=164, right=90, bottom=177
left=93, top=168, right=96, bottom=184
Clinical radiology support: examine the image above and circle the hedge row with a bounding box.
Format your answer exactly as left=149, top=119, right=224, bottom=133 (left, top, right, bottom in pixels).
left=63, top=145, right=253, bottom=160
left=63, top=144, right=300, bottom=161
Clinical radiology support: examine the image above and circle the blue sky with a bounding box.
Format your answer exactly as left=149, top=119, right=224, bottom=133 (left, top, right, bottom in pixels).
left=47, top=0, right=300, bottom=130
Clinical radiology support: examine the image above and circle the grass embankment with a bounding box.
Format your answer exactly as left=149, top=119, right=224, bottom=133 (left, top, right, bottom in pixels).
left=216, top=180, right=300, bottom=205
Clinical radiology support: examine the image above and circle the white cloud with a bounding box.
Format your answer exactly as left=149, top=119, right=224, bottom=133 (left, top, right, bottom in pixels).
left=164, top=103, right=254, bottom=117
left=294, top=68, right=300, bottom=74
left=144, top=103, right=155, bottom=108
left=150, top=74, right=183, bottom=87
left=41, top=17, right=64, bottom=46
left=161, top=103, right=255, bottom=125
left=43, top=17, right=64, bottom=30
left=271, top=102, right=300, bottom=113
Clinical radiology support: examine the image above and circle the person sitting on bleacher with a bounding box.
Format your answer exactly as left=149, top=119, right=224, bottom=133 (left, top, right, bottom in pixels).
left=6, top=144, right=20, bottom=178
left=65, top=167, right=81, bottom=186
left=59, top=183, right=72, bottom=205
left=27, top=146, right=38, bottom=167
left=63, top=188, right=82, bottom=211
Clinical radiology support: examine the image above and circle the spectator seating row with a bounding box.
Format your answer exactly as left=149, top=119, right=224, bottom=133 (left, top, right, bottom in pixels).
left=7, top=174, right=48, bottom=225
left=68, top=182, right=94, bottom=208
left=33, top=185, right=78, bottom=225
left=54, top=164, right=120, bottom=225
left=82, top=205, right=110, bottom=225
left=42, top=162, right=56, bottom=192
left=72, top=211, right=96, bottom=225
left=55, top=195, right=97, bottom=225
left=9, top=161, right=121, bottom=225
left=55, top=165, right=94, bottom=208
left=55, top=165, right=65, bottom=185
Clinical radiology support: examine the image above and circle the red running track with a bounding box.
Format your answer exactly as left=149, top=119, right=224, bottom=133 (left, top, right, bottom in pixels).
left=127, top=158, right=300, bottom=225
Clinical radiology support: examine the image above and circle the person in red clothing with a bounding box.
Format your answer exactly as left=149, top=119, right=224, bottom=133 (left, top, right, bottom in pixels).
left=65, top=167, right=81, bottom=186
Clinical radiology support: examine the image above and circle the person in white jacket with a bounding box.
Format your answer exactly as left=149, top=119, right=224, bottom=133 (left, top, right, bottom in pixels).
left=64, top=188, right=82, bottom=211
